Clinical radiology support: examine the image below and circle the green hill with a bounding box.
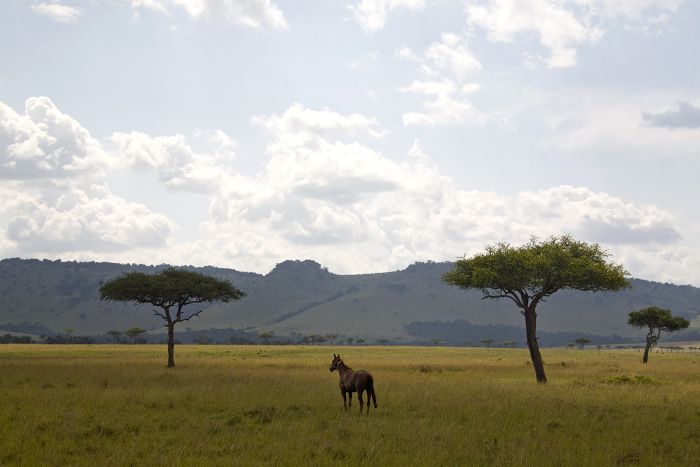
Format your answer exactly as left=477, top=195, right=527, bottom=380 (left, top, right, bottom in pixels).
left=1, top=258, right=698, bottom=344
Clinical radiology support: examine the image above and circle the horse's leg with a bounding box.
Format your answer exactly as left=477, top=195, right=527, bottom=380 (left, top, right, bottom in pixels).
left=366, top=388, right=370, bottom=414
left=348, top=391, right=353, bottom=408
left=358, top=389, right=364, bottom=414
left=341, top=389, right=347, bottom=410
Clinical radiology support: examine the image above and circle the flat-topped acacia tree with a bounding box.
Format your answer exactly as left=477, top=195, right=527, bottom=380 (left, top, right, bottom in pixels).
left=628, top=307, right=689, bottom=363
left=443, top=235, right=629, bottom=383
left=99, top=268, right=245, bottom=367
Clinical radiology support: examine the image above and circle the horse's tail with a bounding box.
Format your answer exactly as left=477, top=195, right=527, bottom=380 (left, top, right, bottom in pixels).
left=368, top=375, right=377, bottom=408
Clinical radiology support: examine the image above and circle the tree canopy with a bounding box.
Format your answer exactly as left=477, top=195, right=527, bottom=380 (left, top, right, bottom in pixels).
left=443, top=235, right=629, bottom=305
left=99, top=268, right=244, bottom=313
left=628, top=307, right=690, bottom=333
left=443, top=235, right=629, bottom=383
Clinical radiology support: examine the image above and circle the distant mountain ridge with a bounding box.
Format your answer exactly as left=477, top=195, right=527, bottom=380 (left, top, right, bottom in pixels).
left=0, top=257, right=698, bottom=344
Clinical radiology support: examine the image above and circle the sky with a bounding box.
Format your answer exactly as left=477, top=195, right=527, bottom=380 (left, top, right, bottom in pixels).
left=1, top=0, right=699, bottom=285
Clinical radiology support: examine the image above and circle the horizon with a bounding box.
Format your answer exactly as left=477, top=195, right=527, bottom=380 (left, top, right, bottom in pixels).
left=2, top=255, right=697, bottom=288
left=2, top=1, right=699, bottom=286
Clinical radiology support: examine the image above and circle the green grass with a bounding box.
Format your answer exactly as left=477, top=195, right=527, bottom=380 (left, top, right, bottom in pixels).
left=1, top=345, right=698, bottom=466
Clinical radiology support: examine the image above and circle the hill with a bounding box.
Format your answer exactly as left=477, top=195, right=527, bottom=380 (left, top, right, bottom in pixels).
left=0, top=258, right=698, bottom=344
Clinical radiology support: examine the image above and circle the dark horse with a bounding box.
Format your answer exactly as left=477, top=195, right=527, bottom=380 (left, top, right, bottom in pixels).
left=329, top=354, right=377, bottom=414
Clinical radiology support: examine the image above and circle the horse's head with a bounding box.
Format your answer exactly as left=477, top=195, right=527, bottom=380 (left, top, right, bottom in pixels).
left=329, top=354, right=342, bottom=372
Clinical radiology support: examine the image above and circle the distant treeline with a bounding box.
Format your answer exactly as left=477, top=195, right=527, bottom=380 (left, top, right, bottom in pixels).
left=405, top=319, right=700, bottom=347
left=0, top=334, right=34, bottom=344
left=406, top=320, right=632, bottom=347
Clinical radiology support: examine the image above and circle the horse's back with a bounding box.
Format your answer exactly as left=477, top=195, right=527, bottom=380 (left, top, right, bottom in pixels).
left=353, top=370, right=373, bottom=387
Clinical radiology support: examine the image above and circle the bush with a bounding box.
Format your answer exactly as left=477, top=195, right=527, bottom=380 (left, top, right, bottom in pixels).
left=602, top=375, right=661, bottom=385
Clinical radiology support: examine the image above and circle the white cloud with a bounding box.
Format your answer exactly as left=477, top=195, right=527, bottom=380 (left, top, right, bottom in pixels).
left=425, top=32, right=482, bottom=77
left=0, top=97, right=108, bottom=180
left=185, top=105, right=691, bottom=282
left=349, top=0, right=426, bottom=32
left=252, top=103, right=386, bottom=140
left=110, top=130, right=237, bottom=192
left=401, top=87, right=483, bottom=126
left=6, top=184, right=173, bottom=253
left=0, top=98, right=173, bottom=255
left=573, top=0, right=683, bottom=21
left=30, top=3, right=83, bottom=23
left=132, top=0, right=288, bottom=29
left=465, top=0, right=599, bottom=68
left=2, top=99, right=697, bottom=284
left=465, top=0, right=683, bottom=68
left=397, top=33, right=485, bottom=126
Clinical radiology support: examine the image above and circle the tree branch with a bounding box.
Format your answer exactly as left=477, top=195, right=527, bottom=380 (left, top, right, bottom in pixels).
left=482, top=292, right=523, bottom=308
left=507, top=290, right=524, bottom=308
left=175, top=309, right=204, bottom=323
left=181, top=298, right=209, bottom=307
left=152, top=309, right=167, bottom=320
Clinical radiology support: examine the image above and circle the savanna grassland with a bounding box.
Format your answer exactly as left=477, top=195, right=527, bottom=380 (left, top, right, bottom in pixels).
left=1, top=345, right=698, bottom=466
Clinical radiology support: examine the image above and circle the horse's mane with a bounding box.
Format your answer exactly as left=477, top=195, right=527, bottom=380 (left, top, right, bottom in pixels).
left=339, top=360, right=353, bottom=372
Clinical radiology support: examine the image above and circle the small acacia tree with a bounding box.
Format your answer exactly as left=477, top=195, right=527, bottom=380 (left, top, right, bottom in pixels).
left=480, top=338, right=494, bottom=348
left=628, top=307, right=689, bottom=363
left=99, top=268, right=245, bottom=367
left=126, top=327, right=147, bottom=343
left=443, top=235, right=629, bottom=383
left=258, top=331, right=274, bottom=345
left=106, top=330, right=122, bottom=343
left=574, top=337, right=591, bottom=350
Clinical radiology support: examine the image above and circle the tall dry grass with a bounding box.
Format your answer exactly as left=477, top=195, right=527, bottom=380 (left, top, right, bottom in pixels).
left=0, top=345, right=698, bottom=466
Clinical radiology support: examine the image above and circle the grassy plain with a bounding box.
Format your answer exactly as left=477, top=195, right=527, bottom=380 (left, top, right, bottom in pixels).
left=0, top=345, right=698, bottom=466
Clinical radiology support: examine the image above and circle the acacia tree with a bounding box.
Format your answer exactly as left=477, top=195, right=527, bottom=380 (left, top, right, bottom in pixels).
left=258, top=331, right=274, bottom=345
left=443, top=235, right=629, bottom=383
left=480, top=338, right=494, bottom=348
left=126, top=327, right=147, bottom=343
left=106, top=330, right=122, bottom=343
left=99, top=268, right=245, bottom=367
left=574, top=338, right=591, bottom=350
left=628, top=307, right=689, bottom=363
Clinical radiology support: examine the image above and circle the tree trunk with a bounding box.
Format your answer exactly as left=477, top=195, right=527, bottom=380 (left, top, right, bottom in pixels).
left=524, top=307, right=547, bottom=383
left=643, top=338, right=652, bottom=364
left=167, top=322, right=175, bottom=368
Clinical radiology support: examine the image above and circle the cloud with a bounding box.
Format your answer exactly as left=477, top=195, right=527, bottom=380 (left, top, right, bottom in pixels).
left=573, top=0, right=683, bottom=21
left=130, top=0, right=288, bottom=29
left=465, top=0, right=683, bottom=68
left=516, top=186, right=681, bottom=245
left=30, top=3, right=83, bottom=23
left=465, top=0, right=598, bottom=68
left=0, top=98, right=173, bottom=255
left=2, top=99, right=696, bottom=284
left=190, top=105, right=687, bottom=279
left=642, top=102, right=700, bottom=129
left=425, top=32, right=482, bottom=77
left=349, top=0, right=426, bottom=32
left=0, top=97, right=109, bottom=180
left=580, top=218, right=681, bottom=245
left=542, top=93, right=700, bottom=155
left=397, top=33, right=485, bottom=126
left=110, top=130, right=237, bottom=192
left=6, top=184, right=173, bottom=254
left=252, top=103, right=386, bottom=140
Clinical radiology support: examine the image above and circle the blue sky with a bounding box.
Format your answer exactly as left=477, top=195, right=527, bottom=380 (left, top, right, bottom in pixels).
left=1, top=0, right=699, bottom=284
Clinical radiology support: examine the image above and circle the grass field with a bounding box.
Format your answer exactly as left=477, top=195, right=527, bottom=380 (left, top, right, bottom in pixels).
left=1, top=345, right=698, bottom=466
